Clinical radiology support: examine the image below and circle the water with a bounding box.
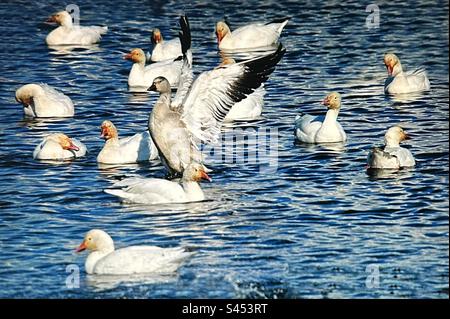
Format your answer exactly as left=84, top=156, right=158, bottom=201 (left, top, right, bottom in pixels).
left=0, top=0, right=448, bottom=298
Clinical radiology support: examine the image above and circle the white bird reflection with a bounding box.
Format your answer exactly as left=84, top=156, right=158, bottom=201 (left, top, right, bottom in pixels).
left=85, top=272, right=178, bottom=291
left=366, top=167, right=414, bottom=180
left=47, top=44, right=102, bottom=56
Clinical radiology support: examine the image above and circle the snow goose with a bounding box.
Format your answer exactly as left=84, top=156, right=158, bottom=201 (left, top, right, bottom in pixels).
left=105, top=162, right=211, bottom=204
left=367, top=126, right=415, bottom=169
left=97, top=120, right=158, bottom=164
left=148, top=16, right=285, bottom=176
left=295, top=92, right=347, bottom=144
left=124, top=48, right=183, bottom=91
left=215, top=18, right=289, bottom=50
left=45, top=10, right=107, bottom=46
left=76, top=229, right=193, bottom=275
left=33, top=133, right=86, bottom=160
left=384, top=53, right=430, bottom=94
left=149, top=28, right=182, bottom=62
left=15, top=83, right=74, bottom=118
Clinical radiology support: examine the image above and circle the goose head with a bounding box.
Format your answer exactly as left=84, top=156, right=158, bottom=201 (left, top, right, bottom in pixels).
left=151, top=28, right=163, bottom=44
left=123, top=48, right=146, bottom=65
left=49, top=133, right=79, bottom=151
left=76, top=229, right=115, bottom=253
left=215, top=21, right=231, bottom=44
left=322, top=92, right=341, bottom=110
left=100, top=120, right=118, bottom=140
left=147, top=76, right=171, bottom=94
left=183, top=163, right=212, bottom=182
left=384, top=53, right=402, bottom=77
left=384, top=126, right=410, bottom=147
left=47, top=11, right=72, bottom=27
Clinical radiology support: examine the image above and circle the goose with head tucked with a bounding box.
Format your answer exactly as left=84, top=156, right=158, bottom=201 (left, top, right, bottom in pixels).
left=367, top=126, right=415, bottom=169
left=45, top=10, right=107, bottom=46
left=148, top=16, right=286, bottom=176
left=218, top=57, right=266, bottom=121
left=215, top=18, right=289, bottom=51
left=384, top=53, right=430, bottom=94
left=76, top=229, right=193, bottom=275
left=149, top=28, right=182, bottom=62
left=33, top=133, right=86, bottom=160
left=15, top=83, right=74, bottom=118
left=124, top=48, right=183, bottom=91
left=97, top=120, right=158, bottom=164
left=105, top=162, right=211, bottom=204
left=295, top=92, right=347, bottom=144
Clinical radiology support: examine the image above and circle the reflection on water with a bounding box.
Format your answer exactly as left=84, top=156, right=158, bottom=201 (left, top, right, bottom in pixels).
left=366, top=167, right=414, bottom=180
left=86, top=273, right=179, bottom=291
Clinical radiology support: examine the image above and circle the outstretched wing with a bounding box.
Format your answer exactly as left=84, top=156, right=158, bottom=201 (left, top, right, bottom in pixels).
left=171, top=15, right=193, bottom=111
left=180, top=45, right=286, bottom=143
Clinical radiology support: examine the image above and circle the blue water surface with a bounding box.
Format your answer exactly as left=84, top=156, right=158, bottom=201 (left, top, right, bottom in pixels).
left=0, top=0, right=448, bottom=298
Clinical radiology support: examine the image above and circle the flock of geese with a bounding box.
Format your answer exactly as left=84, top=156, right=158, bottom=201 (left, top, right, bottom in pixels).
left=13, top=10, right=430, bottom=275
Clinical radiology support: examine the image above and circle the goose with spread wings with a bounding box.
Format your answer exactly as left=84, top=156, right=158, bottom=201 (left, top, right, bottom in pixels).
left=147, top=16, right=286, bottom=176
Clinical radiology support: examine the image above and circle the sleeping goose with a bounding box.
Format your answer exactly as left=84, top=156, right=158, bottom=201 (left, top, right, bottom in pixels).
left=45, top=10, right=107, bottom=46
left=97, top=120, right=158, bottom=164
left=105, top=162, right=211, bottom=204
left=294, top=92, right=347, bottom=144
left=15, top=83, right=74, bottom=118
left=384, top=53, right=430, bottom=94
left=124, top=48, right=182, bottom=91
left=215, top=18, right=289, bottom=50
left=149, top=28, right=182, bottom=62
left=76, top=229, right=193, bottom=275
left=367, top=126, right=415, bottom=169
left=148, top=16, right=286, bottom=176
left=33, top=133, right=86, bottom=160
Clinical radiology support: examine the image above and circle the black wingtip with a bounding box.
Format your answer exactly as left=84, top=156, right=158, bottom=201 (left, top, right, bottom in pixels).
left=178, top=15, right=191, bottom=55
left=266, top=17, right=290, bottom=25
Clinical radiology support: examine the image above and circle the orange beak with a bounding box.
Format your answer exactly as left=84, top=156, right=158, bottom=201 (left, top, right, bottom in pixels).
left=200, top=171, right=212, bottom=182
left=67, top=141, right=79, bottom=151
left=123, top=53, right=132, bottom=60
left=321, top=97, right=329, bottom=105
left=75, top=241, right=87, bottom=253
left=402, top=132, right=411, bottom=141
left=46, top=15, right=56, bottom=23
left=216, top=31, right=223, bottom=44
left=100, top=126, right=108, bottom=139
left=386, top=63, right=393, bottom=76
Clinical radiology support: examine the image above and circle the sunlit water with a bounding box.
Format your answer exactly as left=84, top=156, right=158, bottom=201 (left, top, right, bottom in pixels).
left=0, top=0, right=448, bottom=298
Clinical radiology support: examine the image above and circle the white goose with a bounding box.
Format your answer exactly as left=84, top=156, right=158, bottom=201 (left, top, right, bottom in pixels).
left=367, top=126, right=415, bottom=169
left=218, top=57, right=266, bottom=121
left=295, top=92, right=347, bottom=144
left=384, top=53, right=430, bottom=94
left=149, top=28, right=182, bottom=62
left=97, top=120, right=158, bottom=164
left=215, top=18, right=289, bottom=50
left=105, top=162, right=211, bottom=204
left=45, top=10, right=107, bottom=46
left=33, top=133, right=86, bottom=160
left=76, top=229, right=193, bottom=275
left=124, top=48, right=182, bottom=91
left=15, top=83, right=74, bottom=118
left=148, top=16, right=286, bottom=176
